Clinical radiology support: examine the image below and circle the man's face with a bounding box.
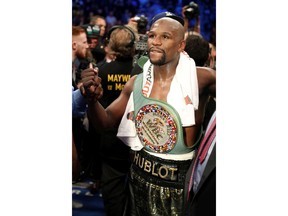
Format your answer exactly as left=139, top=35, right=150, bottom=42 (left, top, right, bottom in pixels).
left=89, top=38, right=98, bottom=49
left=95, top=18, right=106, bottom=37
left=73, top=32, right=89, bottom=59
left=147, top=18, right=184, bottom=66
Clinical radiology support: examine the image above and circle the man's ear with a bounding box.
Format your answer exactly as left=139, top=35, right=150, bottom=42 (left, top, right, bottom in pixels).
left=72, top=41, right=77, bottom=50
left=178, top=39, right=186, bottom=52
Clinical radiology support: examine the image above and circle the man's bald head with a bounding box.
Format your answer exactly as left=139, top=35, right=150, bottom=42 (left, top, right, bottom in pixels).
left=151, top=17, right=185, bottom=41
left=150, top=12, right=185, bottom=41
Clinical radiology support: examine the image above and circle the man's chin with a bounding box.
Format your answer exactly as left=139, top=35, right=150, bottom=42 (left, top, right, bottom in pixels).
left=148, top=53, right=165, bottom=66
left=150, top=59, right=165, bottom=66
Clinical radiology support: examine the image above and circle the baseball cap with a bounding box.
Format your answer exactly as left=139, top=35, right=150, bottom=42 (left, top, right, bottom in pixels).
left=150, top=11, right=184, bottom=27
left=81, top=24, right=100, bottom=38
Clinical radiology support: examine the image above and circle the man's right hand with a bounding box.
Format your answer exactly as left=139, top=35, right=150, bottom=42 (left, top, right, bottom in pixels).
left=80, top=64, right=103, bottom=102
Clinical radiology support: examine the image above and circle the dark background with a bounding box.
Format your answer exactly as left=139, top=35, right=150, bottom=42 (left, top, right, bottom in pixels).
left=72, top=0, right=216, bottom=45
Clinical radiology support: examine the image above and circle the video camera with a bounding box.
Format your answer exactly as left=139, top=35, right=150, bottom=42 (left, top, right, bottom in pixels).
left=131, top=15, right=149, bottom=66
left=133, top=34, right=148, bottom=67
left=135, top=34, right=148, bottom=52
left=183, top=1, right=200, bottom=20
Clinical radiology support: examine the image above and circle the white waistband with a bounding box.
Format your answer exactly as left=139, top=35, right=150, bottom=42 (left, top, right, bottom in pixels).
left=143, top=149, right=195, bottom=161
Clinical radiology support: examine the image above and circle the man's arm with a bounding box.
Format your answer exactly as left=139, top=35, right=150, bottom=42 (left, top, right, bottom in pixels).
left=72, top=88, right=87, bottom=117
left=182, top=5, right=201, bottom=37
left=182, top=5, right=190, bottom=33
left=82, top=68, right=136, bottom=130
left=192, top=67, right=216, bottom=137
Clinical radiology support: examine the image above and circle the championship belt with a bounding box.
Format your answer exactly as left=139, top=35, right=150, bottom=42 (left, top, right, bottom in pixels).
left=135, top=104, right=177, bottom=153
left=133, top=73, right=191, bottom=154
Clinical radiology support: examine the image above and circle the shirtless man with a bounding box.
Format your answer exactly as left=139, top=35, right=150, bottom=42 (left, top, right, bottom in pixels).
left=80, top=11, right=216, bottom=216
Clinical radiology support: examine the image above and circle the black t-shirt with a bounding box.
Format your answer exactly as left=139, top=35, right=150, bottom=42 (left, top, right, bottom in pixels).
left=97, top=57, right=134, bottom=158
left=91, top=42, right=106, bottom=63
left=98, top=57, right=134, bottom=108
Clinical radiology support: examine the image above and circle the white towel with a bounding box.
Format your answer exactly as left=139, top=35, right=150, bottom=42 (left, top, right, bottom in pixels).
left=117, top=51, right=199, bottom=153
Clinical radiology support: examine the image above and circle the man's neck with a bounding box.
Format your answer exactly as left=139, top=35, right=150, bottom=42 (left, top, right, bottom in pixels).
left=153, top=64, right=177, bottom=81
left=152, top=55, right=180, bottom=81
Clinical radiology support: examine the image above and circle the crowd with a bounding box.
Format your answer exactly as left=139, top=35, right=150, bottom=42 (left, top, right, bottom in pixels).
left=72, top=1, right=216, bottom=216
left=72, top=0, right=216, bottom=45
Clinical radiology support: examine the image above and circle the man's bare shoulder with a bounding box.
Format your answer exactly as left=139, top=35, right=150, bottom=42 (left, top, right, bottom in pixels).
left=196, top=67, right=216, bottom=82
left=196, top=67, right=216, bottom=95
left=196, top=66, right=216, bottom=75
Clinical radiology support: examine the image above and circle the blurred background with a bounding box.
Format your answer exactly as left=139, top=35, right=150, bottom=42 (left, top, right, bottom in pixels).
left=72, top=0, right=216, bottom=45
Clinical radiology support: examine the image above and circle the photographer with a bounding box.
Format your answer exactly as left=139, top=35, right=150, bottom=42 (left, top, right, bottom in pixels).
left=182, top=1, right=216, bottom=71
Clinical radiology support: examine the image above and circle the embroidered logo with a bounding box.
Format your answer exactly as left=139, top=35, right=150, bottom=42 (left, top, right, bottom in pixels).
left=165, top=12, right=174, bottom=17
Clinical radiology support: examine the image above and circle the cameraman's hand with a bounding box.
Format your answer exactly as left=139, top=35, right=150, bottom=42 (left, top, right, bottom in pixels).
left=127, top=17, right=138, bottom=32
left=182, top=5, right=190, bottom=33
left=182, top=5, right=189, bottom=19
left=80, top=63, right=103, bottom=102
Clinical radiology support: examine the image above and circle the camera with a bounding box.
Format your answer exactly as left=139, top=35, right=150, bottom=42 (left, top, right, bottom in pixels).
left=135, top=34, right=148, bottom=52
left=184, top=1, right=200, bottom=20
left=134, top=15, right=148, bottom=34
left=131, top=15, right=149, bottom=66
left=133, top=34, right=148, bottom=67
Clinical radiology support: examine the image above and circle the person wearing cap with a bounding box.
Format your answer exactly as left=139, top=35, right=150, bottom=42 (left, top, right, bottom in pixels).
left=82, top=24, right=101, bottom=49
left=79, top=24, right=101, bottom=65
left=89, top=15, right=108, bottom=63
left=80, top=11, right=216, bottom=216
left=90, top=15, right=107, bottom=37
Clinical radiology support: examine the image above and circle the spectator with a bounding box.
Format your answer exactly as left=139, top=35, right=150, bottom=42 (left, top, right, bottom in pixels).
left=105, top=11, right=118, bottom=30
left=72, top=26, right=100, bottom=189
left=184, top=34, right=216, bottom=134
left=206, top=42, right=216, bottom=70
left=72, top=87, right=87, bottom=118
left=185, top=34, right=209, bottom=66
left=72, top=26, right=87, bottom=183
left=72, top=26, right=89, bottom=87
left=90, top=15, right=107, bottom=37
left=89, top=15, right=108, bottom=63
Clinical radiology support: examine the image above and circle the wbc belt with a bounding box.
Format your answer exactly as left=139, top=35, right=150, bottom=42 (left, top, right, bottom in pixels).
left=131, top=149, right=192, bottom=188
